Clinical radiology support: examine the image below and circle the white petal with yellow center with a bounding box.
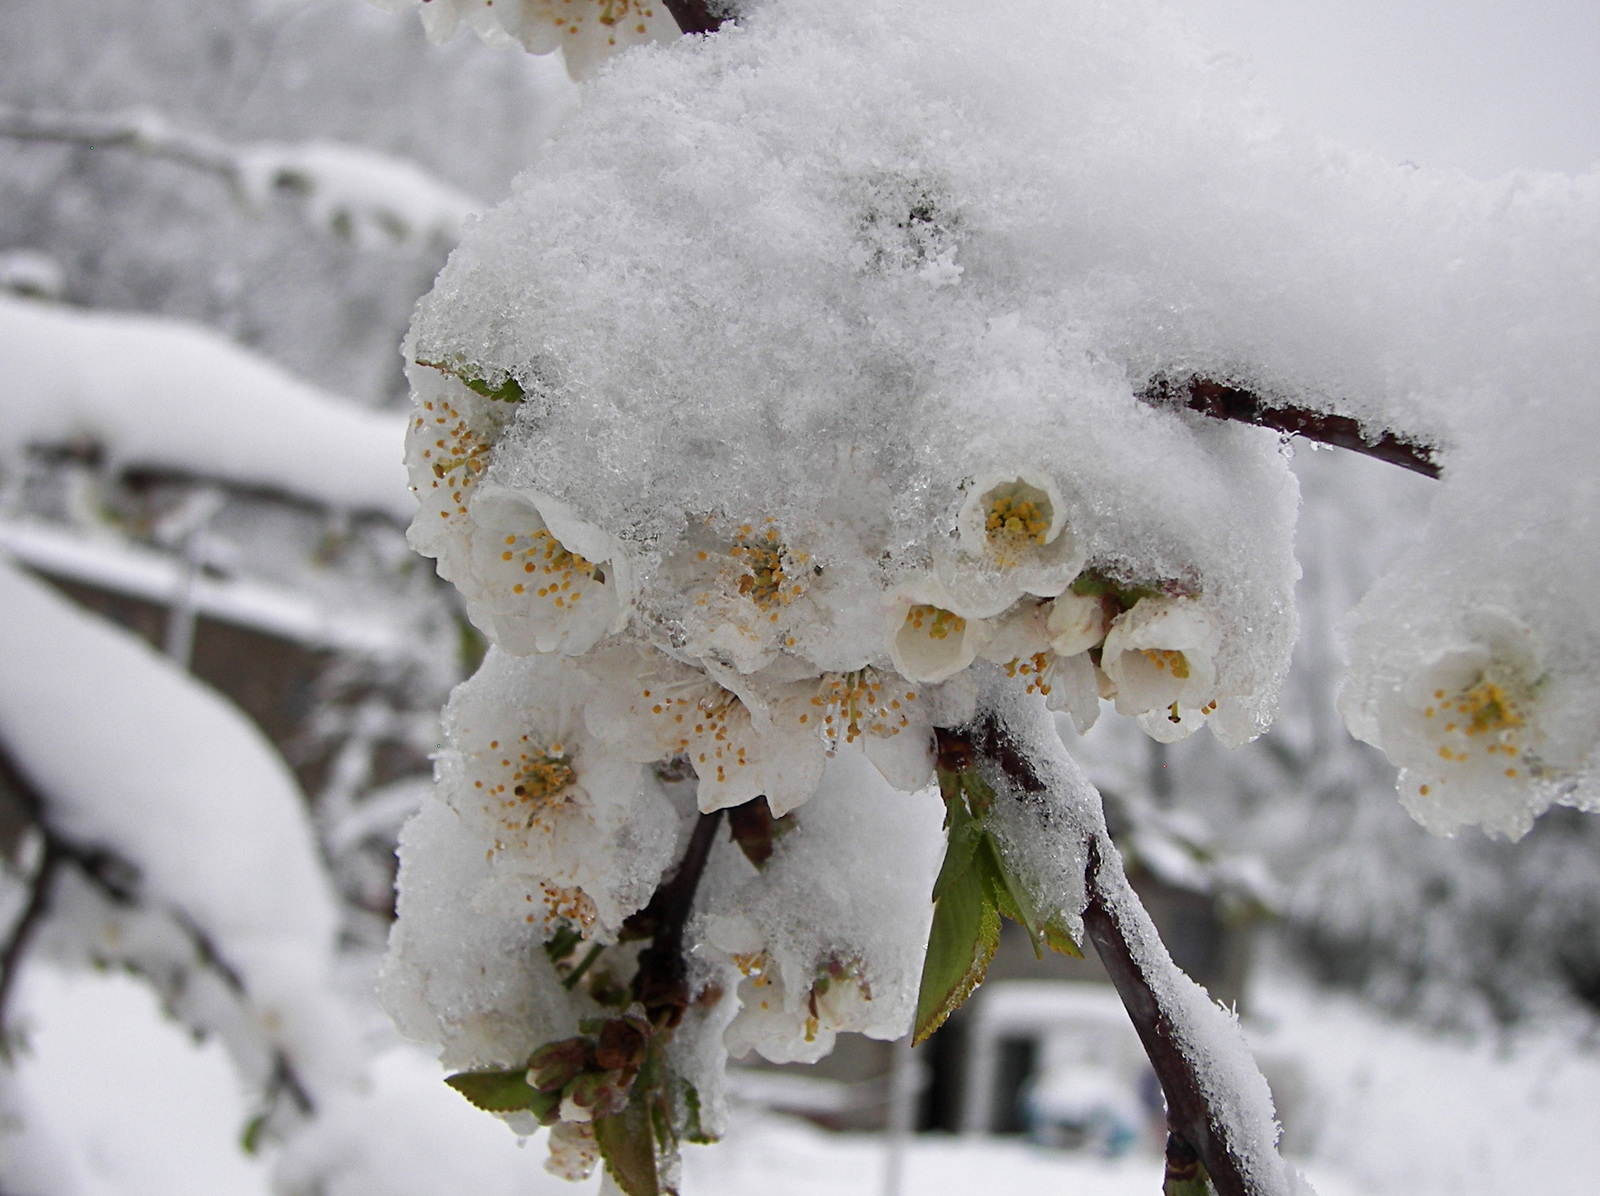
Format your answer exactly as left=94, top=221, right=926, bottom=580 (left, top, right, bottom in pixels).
left=1100, top=596, right=1221, bottom=731
left=461, top=483, right=630, bottom=657
left=887, top=577, right=994, bottom=683
left=937, top=470, right=1086, bottom=617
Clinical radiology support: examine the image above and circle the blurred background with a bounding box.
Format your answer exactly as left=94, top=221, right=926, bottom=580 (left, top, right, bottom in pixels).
left=0, top=1, right=1597, bottom=1194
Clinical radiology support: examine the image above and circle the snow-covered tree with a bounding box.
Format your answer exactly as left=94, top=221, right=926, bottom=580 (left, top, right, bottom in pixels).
left=5, top=0, right=1600, bottom=1194
left=353, top=1, right=1600, bottom=1194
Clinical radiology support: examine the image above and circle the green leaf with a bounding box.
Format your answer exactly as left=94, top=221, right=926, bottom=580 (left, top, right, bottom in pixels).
left=914, top=855, right=1000, bottom=1043
left=463, top=374, right=525, bottom=404
left=931, top=784, right=983, bottom=902
left=1044, top=919, right=1084, bottom=958
left=594, top=1093, right=661, bottom=1196
left=445, top=1067, right=551, bottom=1114
left=681, top=1081, right=715, bottom=1146
left=415, top=357, right=525, bottom=404
left=240, top=1112, right=268, bottom=1156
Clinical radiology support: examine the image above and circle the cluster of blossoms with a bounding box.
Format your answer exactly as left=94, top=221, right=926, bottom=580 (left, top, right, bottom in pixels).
left=375, top=0, right=1600, bottom=1186
left=387, top=348, right=1297, bottom=1183
left=379, top=0, right=1312, bottom=1185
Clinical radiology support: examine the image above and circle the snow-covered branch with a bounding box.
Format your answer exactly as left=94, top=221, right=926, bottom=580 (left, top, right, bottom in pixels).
left=0, top=106, right=479, bottom=250
left=1143, top=375, right=1443, bottom=480
left=0, top=294, right=411, bottom=520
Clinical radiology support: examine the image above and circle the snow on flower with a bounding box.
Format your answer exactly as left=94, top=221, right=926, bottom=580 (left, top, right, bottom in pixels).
left=371, top=0, right=680, bottom=80
left=457, top=483, right=632, bottom=656
left=656, top=515, right=817, bottom=674
left=937, top=470, right=1085, bottom=619
left=1364, top=611, right=1582, bottom=839
left=441, top=649, right=678, bottom=939
left=1100, top=595, right=1222, bottom=742
left=888, top=576, right=995, bottom=684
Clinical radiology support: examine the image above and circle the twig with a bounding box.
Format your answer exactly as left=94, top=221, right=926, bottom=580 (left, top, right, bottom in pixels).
left=626, top=808, right=725, bottom=1024
left=661, top=0, right=732, bottom=36
left=958, top=713, right=1282, bottom=1196
left=1142, top=374, right=1442, bottom=479
left=1083, top=832, right=1253, bottom=1196
left=0, top=840, right=59, bottom=1056
left=0, top=106, right=242, bottom=192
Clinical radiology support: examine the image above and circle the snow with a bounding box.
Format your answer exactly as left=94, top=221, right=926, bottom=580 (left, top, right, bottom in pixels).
left=236, top=140, right=479, bottom=249
left=0, top=294, right=412, bottom=520
left=0, top=517, right=408, bottom=656
left=0, top=558, right=361, bottom=1099
left=2, top=965, right=274, bottom=1196
left=4, top=956, right=1597, bottom=1196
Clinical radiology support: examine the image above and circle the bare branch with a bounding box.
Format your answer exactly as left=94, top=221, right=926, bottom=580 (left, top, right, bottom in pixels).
left=0, top=106, right=241, bottom=190
left=662, top=0, right=734, bottom=36
left=1143, top=374, right=1442, bottom=479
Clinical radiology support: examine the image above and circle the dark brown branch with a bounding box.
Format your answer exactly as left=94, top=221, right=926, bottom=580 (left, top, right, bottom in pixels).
left=0, top=840, right=59, bottom=1056
left=0, top=736, right=314, bottom=1113
left=662, top=0, right=732, bottom=36
left=626, top=808, right=725, bottom=1024
left=1143, top=374, right=1442, bottom=479
left=957, top=714, right=1276, bottom=1196
left=1083, top=833, right=1253, bottom=1196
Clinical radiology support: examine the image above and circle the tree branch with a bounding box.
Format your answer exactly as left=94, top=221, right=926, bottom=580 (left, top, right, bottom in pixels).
left=1143, top=374, right=1442, bottom=479
left=0, top=106, right=241, bottom=190
left=625, top=808, right=725, bottom=1025
left=662, top=0, right=734, bottom=36
left=0, top=736, right=315, bottom=1113
left=0, top=839, right=59, bottom=1057
left=1083, top=832, right=1253, bottom=1196
left=961, top=712, right=1287, bottom=1196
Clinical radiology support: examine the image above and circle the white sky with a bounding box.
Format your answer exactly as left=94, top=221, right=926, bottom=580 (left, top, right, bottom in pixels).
left=1160, top=0, right=1600, bottom=177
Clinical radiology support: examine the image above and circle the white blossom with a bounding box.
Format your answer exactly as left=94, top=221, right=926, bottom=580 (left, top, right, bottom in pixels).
left=1100, top=596, right=1222, bottom=742
left=460, top=483, right=633, bottom=656
left=402, top=364, right=511, bottom=576
left=937, top=470, right=1085, bottom=619
left=441, top=650, right=678, bottom=939
left=371, top=0, right=680, bottom=81
left=1357, top=611, right=1589, bottom=838
left=704, top=915, right=882, bottom=1066
left=888, top=578, right=994, bottom=684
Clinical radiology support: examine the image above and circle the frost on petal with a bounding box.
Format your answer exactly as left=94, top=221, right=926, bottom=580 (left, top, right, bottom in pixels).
left=1358, top=611, right=1577, bottom=839
left=1100, top=596, right=1222, bottom=736
left=460, top=483, right=629, bottom=656
left=657, top=516, right=817, bottom=675
left=888, top=576, right=993, bottom=683
left=938, top=471, right=1085, bottom=616
left=436, top=650, right=679, bottom=940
